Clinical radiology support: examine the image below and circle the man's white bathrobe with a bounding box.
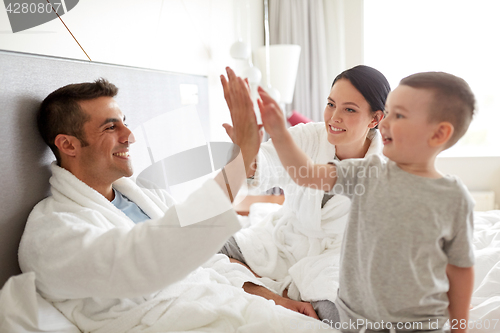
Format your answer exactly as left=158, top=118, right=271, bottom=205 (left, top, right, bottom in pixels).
left=235, top=123, right=383, bottom=303
left=18, top=163, right=327, bottom=332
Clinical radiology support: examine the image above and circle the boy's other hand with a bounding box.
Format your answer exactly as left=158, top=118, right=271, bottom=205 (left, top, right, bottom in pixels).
left=257, top=86, right=287, bottom=138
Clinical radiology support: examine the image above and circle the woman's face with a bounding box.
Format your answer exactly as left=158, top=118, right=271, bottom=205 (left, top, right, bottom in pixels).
left=323, top=78, right=379, bottom=148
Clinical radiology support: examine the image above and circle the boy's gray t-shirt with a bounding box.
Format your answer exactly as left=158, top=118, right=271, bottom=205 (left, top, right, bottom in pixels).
left=329, top=154, right=474, bottom=332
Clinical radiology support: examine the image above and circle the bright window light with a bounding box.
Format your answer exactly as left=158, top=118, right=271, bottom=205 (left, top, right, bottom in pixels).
left=364, top=0, right=500, bottom=157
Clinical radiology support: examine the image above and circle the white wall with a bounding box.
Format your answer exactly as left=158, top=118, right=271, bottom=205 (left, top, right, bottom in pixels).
left=356, top=0, right=500, bottom=208
left=0, top=0, right=264, bottom=142
left=5, top=1, right=496, bottom=207
left=324, top=0, right=364, bottom=84
left=436, top=157, right=500, bottom=209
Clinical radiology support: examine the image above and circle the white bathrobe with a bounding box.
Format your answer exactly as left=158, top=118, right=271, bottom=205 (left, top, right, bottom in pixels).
left=235, top=123, right=383, bottom=302
left=18, top=163, right=329, bottom=332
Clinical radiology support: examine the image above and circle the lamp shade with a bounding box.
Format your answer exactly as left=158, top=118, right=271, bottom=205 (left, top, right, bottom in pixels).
left=254, top=44, right=301, bottom=104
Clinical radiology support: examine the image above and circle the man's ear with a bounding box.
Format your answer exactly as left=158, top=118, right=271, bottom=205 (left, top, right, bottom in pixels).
left=369, top=110, right=384, bottom=129
left=54, top=134, right=79, bottom=158
left=430, top=122, right=454, bottom=147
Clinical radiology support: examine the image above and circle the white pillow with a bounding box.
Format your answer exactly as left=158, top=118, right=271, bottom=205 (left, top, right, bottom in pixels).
left=0, top=272, right=80, bottom=333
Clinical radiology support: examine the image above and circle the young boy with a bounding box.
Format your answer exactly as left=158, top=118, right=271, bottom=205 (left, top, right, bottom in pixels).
left=257, top=72, right=475, bottom=333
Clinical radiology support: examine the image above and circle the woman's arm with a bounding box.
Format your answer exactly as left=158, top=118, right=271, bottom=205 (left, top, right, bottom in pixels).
left=258, top=87, right=337, bottom=192
left=447, top=264, right=474, bottom=333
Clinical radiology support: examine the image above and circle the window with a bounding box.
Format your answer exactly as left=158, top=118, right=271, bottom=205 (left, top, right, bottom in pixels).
left=364, top=0, right=500, bottom=157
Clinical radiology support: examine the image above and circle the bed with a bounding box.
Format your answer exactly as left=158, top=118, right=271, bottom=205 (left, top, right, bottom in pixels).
left=0, top=49, right=330, bottom=332
left=241, top=202, right=500, bottom=333
left=468, top=210, right=500, bottom=332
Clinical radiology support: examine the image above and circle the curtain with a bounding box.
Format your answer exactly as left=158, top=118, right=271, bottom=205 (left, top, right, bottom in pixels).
left=269, top=0, right=346, bottom=122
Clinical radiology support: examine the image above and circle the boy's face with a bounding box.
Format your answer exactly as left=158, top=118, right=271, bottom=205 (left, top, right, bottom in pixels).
left=379, top=85, right=438, bottom=164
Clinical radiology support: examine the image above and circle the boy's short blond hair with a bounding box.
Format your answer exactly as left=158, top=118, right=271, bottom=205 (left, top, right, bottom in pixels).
left=400, top=72, right=475, bottom=148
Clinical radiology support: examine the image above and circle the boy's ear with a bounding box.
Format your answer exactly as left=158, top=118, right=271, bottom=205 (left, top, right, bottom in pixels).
left=429, top=122, right=454, bottom=147
left=54, top=134, right=79, bottom=158
left=369, top=110, right=384, bottom=129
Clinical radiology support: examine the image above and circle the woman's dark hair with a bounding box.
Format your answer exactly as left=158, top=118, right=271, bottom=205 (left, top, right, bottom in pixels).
left=332, top=65, right=391, bottom=113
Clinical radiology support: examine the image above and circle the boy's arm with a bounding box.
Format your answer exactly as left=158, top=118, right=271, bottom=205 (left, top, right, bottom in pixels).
left=257, top=86, right=337, bottom=192
left=447, top=264, right=474, bottom=333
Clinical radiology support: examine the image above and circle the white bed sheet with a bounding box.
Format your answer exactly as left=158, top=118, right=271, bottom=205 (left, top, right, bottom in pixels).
left=0, top=257, right=334, bottom=333
left=0, top=272, right=80, bottom=333
left=469, top=210, right=500, bottom=333
left=2, top=209, right=500, bottom=333
left=246, top=205, right=500, bottom=332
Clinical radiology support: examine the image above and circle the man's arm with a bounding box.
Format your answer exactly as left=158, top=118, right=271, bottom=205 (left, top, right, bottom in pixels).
left=257, top=86, right=337, bottom=192
left=242, top=282, right=319, bottom=319
left=447, top=264, right=474, bottom=333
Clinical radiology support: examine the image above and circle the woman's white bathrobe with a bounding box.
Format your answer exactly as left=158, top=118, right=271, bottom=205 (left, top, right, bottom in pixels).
left=236, top=123, right=383, bottom=303
left=18, top=163, right=326, bottom=333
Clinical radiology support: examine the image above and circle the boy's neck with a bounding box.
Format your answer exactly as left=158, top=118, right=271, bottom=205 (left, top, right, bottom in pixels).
left=394, top=156, right=443, bottom=179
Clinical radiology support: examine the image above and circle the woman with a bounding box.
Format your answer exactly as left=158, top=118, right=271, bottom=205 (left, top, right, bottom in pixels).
left=221, top=65, right=390, bottom=319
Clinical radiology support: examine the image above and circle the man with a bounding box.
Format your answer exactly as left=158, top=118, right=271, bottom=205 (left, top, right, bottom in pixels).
left=18, top=69, right=318, bottom=332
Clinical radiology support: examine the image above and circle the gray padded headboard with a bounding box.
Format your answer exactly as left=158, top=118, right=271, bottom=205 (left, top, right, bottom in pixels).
left=0, top=50, right=209, bottom=287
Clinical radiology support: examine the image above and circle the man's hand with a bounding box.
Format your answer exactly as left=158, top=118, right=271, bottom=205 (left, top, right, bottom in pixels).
left=220, top=67, right=261, bottom=177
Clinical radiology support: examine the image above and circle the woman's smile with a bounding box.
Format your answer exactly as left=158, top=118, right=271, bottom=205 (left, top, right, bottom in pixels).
left=328, top=124, right=346, bottom=133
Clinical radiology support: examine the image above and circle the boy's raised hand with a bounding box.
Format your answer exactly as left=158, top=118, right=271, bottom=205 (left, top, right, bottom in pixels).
left=257, top=86, right=287, bottom=138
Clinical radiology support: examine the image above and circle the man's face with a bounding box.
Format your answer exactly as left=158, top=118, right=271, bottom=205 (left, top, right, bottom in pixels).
left=76, top=97, right=135, bottom=187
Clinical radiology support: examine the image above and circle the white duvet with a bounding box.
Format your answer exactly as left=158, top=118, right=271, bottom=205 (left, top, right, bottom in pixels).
left=5, top=210, right=500, bottom=332
left=91, top=254, right=334, bottom=333
left=1, top=255, right=335, bottom=333
left=469, top=210, right=500, bottom=333
left=10, top=151, right=500, bottom=332
left=245, top=206, right=500, bottom=332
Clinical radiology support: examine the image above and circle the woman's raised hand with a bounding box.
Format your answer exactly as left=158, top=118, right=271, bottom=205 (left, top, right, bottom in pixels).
left=257, top=86, right=287, bottom=139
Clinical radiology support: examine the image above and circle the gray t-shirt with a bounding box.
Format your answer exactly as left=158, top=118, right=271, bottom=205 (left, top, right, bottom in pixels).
left=329, top=154, right=474, bottom=332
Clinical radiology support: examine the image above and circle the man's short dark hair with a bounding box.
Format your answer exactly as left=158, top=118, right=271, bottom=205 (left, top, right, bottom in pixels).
left=37, top=78, right=118, bottom=163
left=400, top=72, right=475, bottom=148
